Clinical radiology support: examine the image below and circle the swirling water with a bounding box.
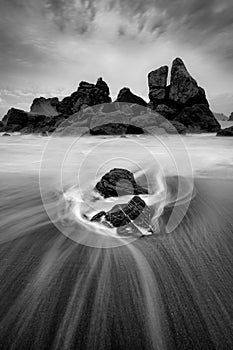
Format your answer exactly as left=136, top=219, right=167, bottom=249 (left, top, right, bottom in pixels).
left=0, top=133, right=233, bottom=349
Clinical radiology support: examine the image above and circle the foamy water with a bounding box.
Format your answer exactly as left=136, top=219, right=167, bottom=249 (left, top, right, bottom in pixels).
left=0, top=132, right=233, bottom=349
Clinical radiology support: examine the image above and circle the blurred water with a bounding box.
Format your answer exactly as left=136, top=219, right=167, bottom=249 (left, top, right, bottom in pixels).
left=0, top=134, right=233, bottom=349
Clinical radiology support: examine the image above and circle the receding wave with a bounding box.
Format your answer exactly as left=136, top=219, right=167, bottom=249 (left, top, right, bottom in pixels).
left=0, top=172, right=233, bottom=349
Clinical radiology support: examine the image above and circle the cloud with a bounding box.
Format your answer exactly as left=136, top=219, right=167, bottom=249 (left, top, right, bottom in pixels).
left=0, top=0, right=232, bottom=115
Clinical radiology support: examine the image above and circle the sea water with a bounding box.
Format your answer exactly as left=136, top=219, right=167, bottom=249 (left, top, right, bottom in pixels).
left=0, top=131, right=233, bottom=349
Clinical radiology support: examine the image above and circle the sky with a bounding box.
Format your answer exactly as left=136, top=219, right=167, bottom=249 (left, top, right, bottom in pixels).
left=0, top=0, right=233, bottom=117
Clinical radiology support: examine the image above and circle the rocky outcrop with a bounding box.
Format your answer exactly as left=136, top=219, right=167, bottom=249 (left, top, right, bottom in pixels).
left=148, top=57, right=220, bottom=133
left=174, top=104, right=220, bottom=133
left=57, top=77, right=111, bottom=115
left=3, top=108, right=29, bottom=129
left=1, top=58, right=221, bottom=135
left=95, top=168, right=148, bottom=198
left=148, top=66, right=168, bottom=107
left=217, top=126, right=233, bottom=136
left=30, top=97, right=59, bottom=116
left=116, top=88, right=147, bottom=107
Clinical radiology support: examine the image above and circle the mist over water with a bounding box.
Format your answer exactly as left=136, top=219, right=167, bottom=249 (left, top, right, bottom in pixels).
left=1, top=134, right=233, bottom=349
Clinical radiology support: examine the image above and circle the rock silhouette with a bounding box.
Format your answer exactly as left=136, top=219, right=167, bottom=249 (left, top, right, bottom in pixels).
left=1, top=58, right=220, bottom=134
left=116, top=87, right=147, bottom=107
left=148, top=58, right=220, bottom=133
left=95, top=168, right=148, bottom=198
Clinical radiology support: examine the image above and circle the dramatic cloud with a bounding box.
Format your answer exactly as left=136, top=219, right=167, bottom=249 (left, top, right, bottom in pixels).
left=0, top=0, right=232, bottom=116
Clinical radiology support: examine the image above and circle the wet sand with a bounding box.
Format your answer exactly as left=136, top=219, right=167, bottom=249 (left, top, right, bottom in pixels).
left=0, top=174, right=233, bottom=349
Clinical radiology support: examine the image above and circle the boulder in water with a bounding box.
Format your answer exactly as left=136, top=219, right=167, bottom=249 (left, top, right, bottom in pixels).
left=95, top=168, right=148, bottom=198
left=91, top=196, right=152, bottom=236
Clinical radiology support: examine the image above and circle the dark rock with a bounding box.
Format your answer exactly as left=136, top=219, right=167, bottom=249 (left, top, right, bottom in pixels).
left=174, top=104, right=221, bottom=133
left=90, top=196, right=152, bottom=236
left=148, top=66, right=168, bottom=107
left=4, top=124, right=22, bottom=132
left=89, top=123, right=144, bottom=135
left=90, top=211, right=106, bottom=222
left=217, top=126, right=233, bottom=136
left=155, top=104, right=178, bottom=120
left=30, top=97, right=59, bottom=116
left=105, top=196, right=148, bottom=227
left=95, top=168, right=148, bottom=198
left=169, top=58, right=199, bottom=105
left=3, top=108, right=28, bottom=128
left=2, top=133, right=11, bottom=136
left=116, top=88, right=147, bottom=107
left=57, top=77, right=111, bottom=115
left=148, top=66, right=168, bottom=89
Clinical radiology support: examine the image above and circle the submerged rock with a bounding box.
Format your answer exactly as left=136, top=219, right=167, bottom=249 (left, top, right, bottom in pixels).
left=95, top=168, right=148, bottom=198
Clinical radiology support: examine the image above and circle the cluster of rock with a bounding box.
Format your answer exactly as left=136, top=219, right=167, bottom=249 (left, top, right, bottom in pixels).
left=90, top=168, right=152, bottom=236
left=147, top=58, right=220, bottom=133
left=0, top=58, right=222, bottom=135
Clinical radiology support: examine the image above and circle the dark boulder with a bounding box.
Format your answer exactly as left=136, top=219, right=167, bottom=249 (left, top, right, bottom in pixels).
left=174, top=104, right=221, bottom=133
left=95, top=168, right=148, bottom=198
left=3, top=108, right=28, bottom=128
left=169, top=58, right=199, bottom=106
left=91, top=196, right=152, bottom=236
left=116, top=88, right=147, bottom=107
left=2, top=133, right=11, bottom=136
left=89, top=123, right=144, bottom=135
left=217, top=126, right=233, bottom=136
left=105, top=196, right=149, bottom=226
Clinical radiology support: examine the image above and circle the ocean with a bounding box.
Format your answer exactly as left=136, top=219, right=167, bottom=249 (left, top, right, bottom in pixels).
left=0, top=127, right=233, bottom=349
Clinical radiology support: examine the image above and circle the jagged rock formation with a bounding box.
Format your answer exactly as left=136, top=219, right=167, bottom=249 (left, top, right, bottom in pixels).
left=148, top=58, right=220, bottom=133
left=229, top=112, right=233, bottom=121
left=116, top=87, right=147, bottom=107
left=30, top=97, right=59, bottom=116
left=57, top=77, right=111, bottom=115
left=1, top=59, right=221, bottom=134
left=148, top=65, right=168, bottom=105
left=95, top=168, right=148, bottom=198
left=213, top=112, right=228, bottom=121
